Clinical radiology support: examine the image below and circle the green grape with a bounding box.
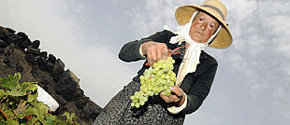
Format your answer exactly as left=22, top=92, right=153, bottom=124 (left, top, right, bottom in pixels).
left=130, top=57, right=176, bottom=108
left=135, top=103, right=140, bottom=108
left=139, top=100, right=145, bottom=106
left=140, top=75, right=144, bottom=80
left=130, top=96, right=135, bottom=100
left=148, top=91, right=154, bottom=96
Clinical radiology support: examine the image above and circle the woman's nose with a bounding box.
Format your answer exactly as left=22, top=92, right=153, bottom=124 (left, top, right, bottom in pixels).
left=200, top=23, right=207, bottom=31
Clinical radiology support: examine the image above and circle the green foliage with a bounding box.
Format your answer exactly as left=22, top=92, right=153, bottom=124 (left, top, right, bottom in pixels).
left=0, top=73, right=79, bottom=125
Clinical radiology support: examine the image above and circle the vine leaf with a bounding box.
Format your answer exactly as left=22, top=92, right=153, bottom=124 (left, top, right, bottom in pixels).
left=0, top=73, right=19, bottom=90
left=1, top=73, right=79, bottom=125
left=27, top=93, right=38, bottom=103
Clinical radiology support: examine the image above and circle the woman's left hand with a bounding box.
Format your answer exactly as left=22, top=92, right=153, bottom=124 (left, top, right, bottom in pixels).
left=160, top=86, right=185, bottom=106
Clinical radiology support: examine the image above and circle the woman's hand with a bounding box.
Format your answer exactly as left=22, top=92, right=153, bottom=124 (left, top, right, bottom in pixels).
left=160, top=86, right=186, bottom=107
left=141, top=41, right=169, bottom=66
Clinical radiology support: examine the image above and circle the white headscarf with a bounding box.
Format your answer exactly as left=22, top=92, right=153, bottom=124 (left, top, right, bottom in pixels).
left=164, top=11, right=221, bottom=85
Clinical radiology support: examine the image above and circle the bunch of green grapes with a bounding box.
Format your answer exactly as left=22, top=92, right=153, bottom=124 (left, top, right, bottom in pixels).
left=130, top=57, right=176, bottom=108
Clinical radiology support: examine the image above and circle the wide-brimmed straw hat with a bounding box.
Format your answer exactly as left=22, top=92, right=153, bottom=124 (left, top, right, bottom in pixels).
left=175, top=0, right=232, bottom=49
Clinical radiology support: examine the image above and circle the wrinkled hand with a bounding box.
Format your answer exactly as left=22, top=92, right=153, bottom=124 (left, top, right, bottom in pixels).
left=160, top=86, right=185, bottom=106
left=142, top=41, right=169, bottom=66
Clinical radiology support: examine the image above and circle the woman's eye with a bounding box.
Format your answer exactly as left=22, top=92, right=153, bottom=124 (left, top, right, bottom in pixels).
left=199, top=18, right=203, bottom=21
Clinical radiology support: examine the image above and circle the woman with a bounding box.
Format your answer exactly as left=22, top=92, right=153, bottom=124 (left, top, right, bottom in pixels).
left=94, top=0, right=232, bottom=124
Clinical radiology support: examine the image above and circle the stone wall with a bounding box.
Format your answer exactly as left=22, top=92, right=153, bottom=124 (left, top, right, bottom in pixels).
left=0, top=26, right=102, bottom=125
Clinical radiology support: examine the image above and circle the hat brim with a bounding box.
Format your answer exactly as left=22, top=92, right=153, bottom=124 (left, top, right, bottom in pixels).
left=175, top=5, right=232, bottom=49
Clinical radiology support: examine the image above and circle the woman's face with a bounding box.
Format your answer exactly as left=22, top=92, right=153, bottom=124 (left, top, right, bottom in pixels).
left=189, top=12, right=220, bottom=43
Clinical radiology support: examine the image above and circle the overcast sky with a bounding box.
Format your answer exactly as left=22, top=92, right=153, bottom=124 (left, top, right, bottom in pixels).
left=1, top=0, right=289, bottom=125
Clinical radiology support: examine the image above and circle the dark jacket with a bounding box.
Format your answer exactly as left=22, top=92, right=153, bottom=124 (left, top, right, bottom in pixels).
left=118, top=30, right=218, bottom=115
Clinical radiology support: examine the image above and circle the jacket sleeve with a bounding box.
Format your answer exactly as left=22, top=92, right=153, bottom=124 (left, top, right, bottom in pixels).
left=181, top=58, right=218, bottom=115
left=118, top=30, right=174, bottom=62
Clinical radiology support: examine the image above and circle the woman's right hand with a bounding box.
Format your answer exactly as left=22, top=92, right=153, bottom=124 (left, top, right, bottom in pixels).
left=141, top=41, right=169, bottom=66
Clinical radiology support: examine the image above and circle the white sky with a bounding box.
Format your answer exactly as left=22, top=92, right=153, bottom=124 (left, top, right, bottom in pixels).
left=1, top=0, right=289, bottom=125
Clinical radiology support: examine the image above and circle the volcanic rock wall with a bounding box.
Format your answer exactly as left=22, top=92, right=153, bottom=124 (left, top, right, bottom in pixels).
left=0, top=26, right=102, bottom=125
